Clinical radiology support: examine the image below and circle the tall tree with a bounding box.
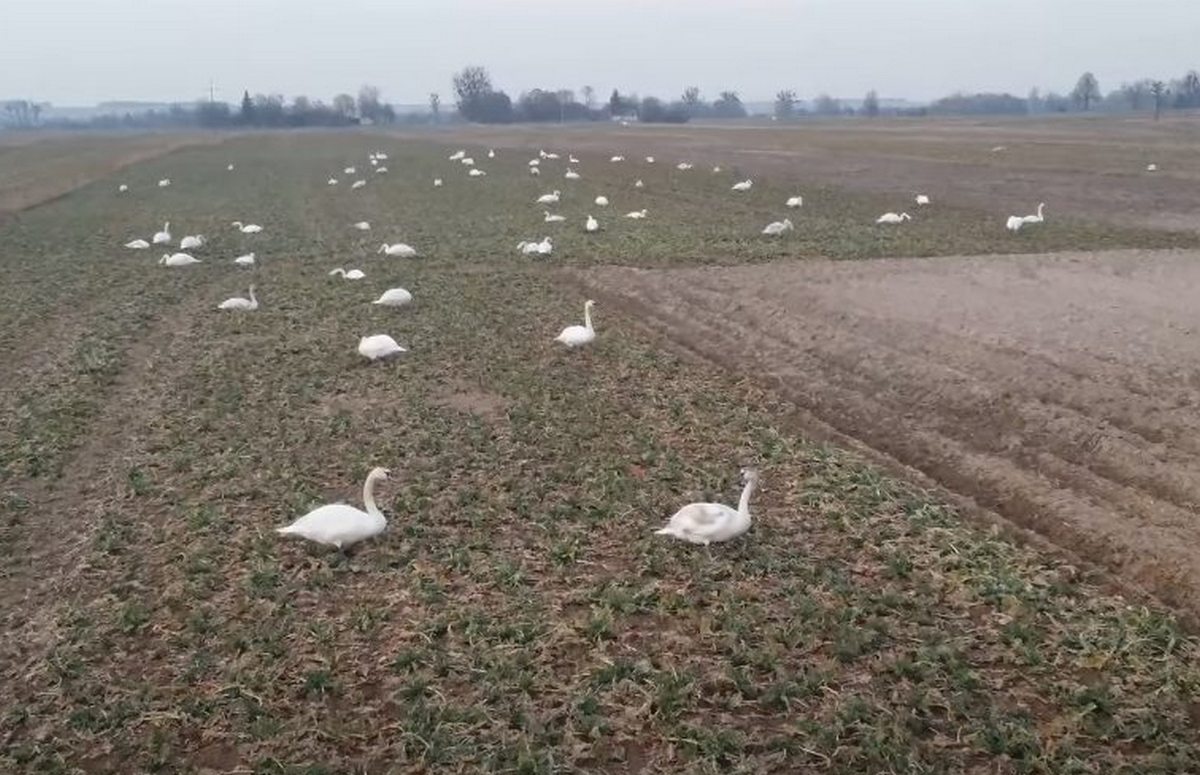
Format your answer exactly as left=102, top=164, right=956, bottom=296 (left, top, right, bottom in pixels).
left=332, top=93, right=356, bottom=120
left=1150, top=80, right=1169, bottom=120
left=429, top=92, right=440, bottom=123
left=863, top=89, right=880, bottom=117
left=240, top=90, right=255, bottom=125
left=1071, top=72, right=1100, bottom=111
left=357, top=84, right=382, bottom=123
left=774, top=89, right=796, bottom=120
left=813, top=93, right=841, bottom=116
left=581, top=85, right=595, bottom=110
left=712, top=91, right=746, bottom=118
left=609, top=89, right=624, bottom=117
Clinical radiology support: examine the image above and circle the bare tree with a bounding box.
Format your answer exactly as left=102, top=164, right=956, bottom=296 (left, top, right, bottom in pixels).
left=813, top=93, right=841, bottom=116
left=581, top=85, right=595, bottom=111
left=774, top=89, right=796, bottom=120
left=332, top=93, right=356, bottom=120
left=429, top=92, right=440, bottom=123
left=357, top=85, right=383, bottom=123
left=863, top=89, right=880, bottom=117
left=1151, top=81, right=1168, bottom=120
left=1071, top=72, right=1100, bottom=111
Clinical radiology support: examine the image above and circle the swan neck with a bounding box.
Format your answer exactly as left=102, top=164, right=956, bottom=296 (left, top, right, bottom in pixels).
left=363, top=473, right=384, bottom=521
left=738, top=477, right=756, bottom=517
left=584, top=304, right=593, bottom=332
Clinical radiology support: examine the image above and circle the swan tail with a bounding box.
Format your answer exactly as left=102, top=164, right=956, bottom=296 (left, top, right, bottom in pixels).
left=654, top=526, right=675, bottom=536
left=276, top=525, right=299, bottom=536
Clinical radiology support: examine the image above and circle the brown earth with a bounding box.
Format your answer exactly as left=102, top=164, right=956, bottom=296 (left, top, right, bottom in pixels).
left=417, top=116, right=1200, bottom=231
left=574, top=248, right=1200, bottom=617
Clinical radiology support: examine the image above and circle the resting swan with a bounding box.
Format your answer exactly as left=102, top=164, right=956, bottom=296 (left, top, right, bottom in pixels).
left=656, top=468, right=758, bottom=545
left=329, top=267, right=365, bottom=280
left=217, top=285, right=257, bottom=310
left=555, top=299, right=596, bottom=347
left=373, top=288, right=413, bottom=307
left=379, top=243, right=418, bottom=257
left=232, top=221, right=263, bottom=234
left=276, top=467, right=390, bottom=549
left=358, top=334, right=405, bottom=360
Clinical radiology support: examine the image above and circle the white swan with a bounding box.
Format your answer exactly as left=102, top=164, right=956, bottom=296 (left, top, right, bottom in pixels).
left=762, top=218, right=794, bottom=236
left=537, top=190, right=562, bottom=205
left=731, top=179, right=753, bottom=192
left=461, top=157, right=475, bottom=166
left=529, top=167, right=541, bottom=176
left=594, top=195, right=609, bottom=207
left=344, top=166, right=357, bottom=174
left=329, top=267, right=365, bottom=279
left=656, top=469, right=758, bottom=545
left=645, top=156, right=656, bottom=163
left=569, top=155, right=580, bottom=163
left=179, top=235, right=205, bottom=250
left=227, top=163, right=235, bottom=171
left=564, top=168, right=581, bottom=180
left=555, top=300, right=596, bottom=347
left=118, top=184, right=129, bottom=193
left=713, top=166, right=723, bottom=173
left=634, top=179, right=644, bottom=189
left=328, top=178, right=339, bottom=186
left=353, top=221, right=371, bottom=231
left=373, top=288, right=413, bottom=307
left=449, top=150, right=465, bottom=161
left=544, top=211, right=566, bottom=223
left=1147, top=163, right=1158, bottom=172
left=468, top=168, right=487, bottom=177
left=125, top=239, right=150, bottom=249
left=276, top=467, right=390, bottom=549
left=351, top=180, right=366, bottom=189
left=158, top=178, right=171, bottom=188
left=232, top=221, right=263, bottom=234
left=434, top=178, right=443, bottom=187
left=624, top=209, right=648, bottom=219
left=545, top=152, right=560, bottom=160
left=1005, top=215, right=1025, bottom=232
left=159, top=253, right=200, bottom=266
left=375, top=166, right=388, bottom=174
left=611, top=155, right=625, bottom=162
left=1020, top=203, right=1046, bottom=225
left=518, top=237, right=553, bottom=256
left=358, top=334, right=405, bottom=360
left=676, top=162, right=693, bottom=170
left=152, top=222, right=172, bottom=245
left=488, top=149, right=496, bottom=158
left=234, top=252, right=256, bottom=266
left=217, top=285, right=257, bottom=311
left=876, top=212, right=912, bottom=224
left=915, top=194, right=931, bottom=206
left=379, top=243, right=418, bottom=257
left=585, top=215, right=599, bottom=233
left=528, top=158, right=541, bottom=167
left=786, top=196, right=803, bottom=208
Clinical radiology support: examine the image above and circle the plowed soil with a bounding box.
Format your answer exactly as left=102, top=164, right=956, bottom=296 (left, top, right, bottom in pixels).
left=576, top=248, right=1200, bottom=617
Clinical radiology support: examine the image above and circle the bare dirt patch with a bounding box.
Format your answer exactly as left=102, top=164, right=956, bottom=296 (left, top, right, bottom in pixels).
left=575, top=248, right=1200, bottom=619
left=432, top=377, right=510, bottom=423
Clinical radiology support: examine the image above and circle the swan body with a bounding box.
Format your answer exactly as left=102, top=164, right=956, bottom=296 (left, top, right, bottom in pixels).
left=179, top=235, right=205, bottom=250
left=118, top=184, right=129, bottom=192
left=152, top=222, right=172, bottom=245
left=528, top=158, right=540, bottom=167
left=227, top=163, right=235, bottom=171
left=731, top=179, right=752, bottom=192
left=555, top=300, right=596, bottom=347
left=762, top=218, right=794, bottom=235
left=358, top=334, right=405, bottom=360
left=544, top=211, right=566, bottom=223
left=234, top=252, right=256, bottom=266
left=786, top=196, right=803, bottom=208
left=434, top=178, right=443, bottom=187
left=468, top=168, right=487, bottom=177
left=537, top=190, right=562, bottom=205
left=518, top=237, right=553, bottom=256
left=375, top=166, right=388, bottom=174
left=915, top=194, right=931, bottom=206
left=545, top=152, right=560, bottom=160
left=656, top=469, right=758, bottom=545
left=460, top=157, right=474, bottom=166
left=585, top=215, right=599, bottom=233
left=276, top=467, right=390, bottom=549
left=375, top=152, right=388, bottom=160
left=625, top=209, right=648, bottom=219
left=488, top=149, right=496, bottom=158
left=351, top=180, right=366, bottom=189
left=611, top=155, right=625, bottom=162
left=344, top=166, right=357, bottom=174
left=158, top=178, right=171, bottom=187
left=1147, top=163, right=1158, bottom=172
left=634, top=179, right=644, bottom=188
left=1006, top=215, right=1025, bottom=232
left=159, top=252, right=200, bottom=266
left=328, top=178, right=339, bottom=185
left=354, top=221, right=371, bottom=231
left=529, top=167, right=541, bottom=176
left=232, top=221, right=263, bottom=233
left=125, top=239, right=150, bottom=249
left=329, top=267, right=366, bottom=279
left=373, top=287, right=413, bottom=307
left=645, top=156, right=655, bottom=163
left=449, top=150, right=466, bottom=161
left=218, top=285, right=257, bottom=310
left=1020, top=203, right=1046, bottom=225
left=876, top=212, right=912, bottom=224
left=564, top=168, right=581, bottom=180
left=676, top=162, right=693, bottom=170
left=569, top=155, right=580, bottom=163
left=379, top=243, right=418, bottom=257
left=594, top=195, right=609, bottom=207
left=713, top=166, right=722, bottom=173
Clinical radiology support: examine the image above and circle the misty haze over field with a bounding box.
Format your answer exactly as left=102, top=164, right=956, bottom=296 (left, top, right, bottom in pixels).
left=4, top=0, right=1199, bottom=105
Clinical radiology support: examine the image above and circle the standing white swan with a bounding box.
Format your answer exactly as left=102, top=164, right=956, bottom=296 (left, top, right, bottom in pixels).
left=152, top=222, right=172, bottom=245
left=373, top=288, right=413, bottom=307
left=656, top=468, right=759, bottom=545
left=232, top=221, right=263, bottom=234
left=585, top=215, right=599, bottom=233
left=217, top=285, right=258, bottom=310
left=276, top=467, right=390, bottom=549
left=329, top=267, right=366, bottom=280
left=555, top=299, right=596, bottom=347
left=358, top=334, right=405, bottom=360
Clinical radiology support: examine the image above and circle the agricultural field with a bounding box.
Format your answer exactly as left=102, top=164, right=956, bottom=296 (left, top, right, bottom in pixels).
left=2, top=124, right=1200, bottom=774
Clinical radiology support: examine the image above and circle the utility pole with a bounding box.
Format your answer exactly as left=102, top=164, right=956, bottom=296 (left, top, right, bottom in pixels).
left=209, top=79, right=215, bottom=103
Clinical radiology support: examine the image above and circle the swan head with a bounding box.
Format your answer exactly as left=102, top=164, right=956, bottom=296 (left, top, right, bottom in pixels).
left=585, top=299, right=595, bottom=309
left=368, top=466, right=391, bottom=482
left=740, top=468, right=760, bottom=485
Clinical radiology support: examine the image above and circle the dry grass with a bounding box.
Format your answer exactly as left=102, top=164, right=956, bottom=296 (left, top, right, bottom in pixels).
left=1, top=131, right=1199, bottom=773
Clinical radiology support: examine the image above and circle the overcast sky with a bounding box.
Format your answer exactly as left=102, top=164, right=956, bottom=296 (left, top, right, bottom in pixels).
left=4, top=0, right=1199, bottom=106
